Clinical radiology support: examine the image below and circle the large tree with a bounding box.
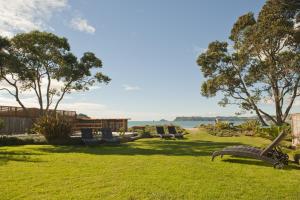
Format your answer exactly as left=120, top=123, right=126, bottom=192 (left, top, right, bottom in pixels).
left=197, top=0, right=300, bottom=126
left=0, top=31, right=111, bottom=115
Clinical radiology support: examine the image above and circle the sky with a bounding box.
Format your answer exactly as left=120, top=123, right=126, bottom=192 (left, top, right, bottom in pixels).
left=2, top=0, right=295, bottom=121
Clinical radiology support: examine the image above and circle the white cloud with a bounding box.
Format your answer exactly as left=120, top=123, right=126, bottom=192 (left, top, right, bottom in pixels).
left=0, top=96, right=38, bottom=108
left=0, top=0, right=68, bottom=37
left=58, top=102, right=106, bottom=112
left=123, top=84, right=141, bottom=91
left=70, top=17, right=95, bottom=34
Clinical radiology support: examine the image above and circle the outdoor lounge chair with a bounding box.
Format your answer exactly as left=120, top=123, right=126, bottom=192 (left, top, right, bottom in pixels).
left=167, top=126, right=184, bottom=139
left=156, top=126, right=174, bottom=139
left=81, top=128, right=100, bottom=145
left=100, top=128, right=121, bottom=144
left=212, top=131, right=289, bottom=169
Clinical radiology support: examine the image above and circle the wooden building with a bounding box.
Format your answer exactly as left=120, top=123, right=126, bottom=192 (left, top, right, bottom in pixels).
left=74, top=118, right=129, bottom=132
left=0, top=105, right=77, bottom=134
left=0, top=105, right=129, bottom=134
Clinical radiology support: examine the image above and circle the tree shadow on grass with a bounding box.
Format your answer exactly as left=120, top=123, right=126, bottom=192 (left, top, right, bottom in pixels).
left=221, top=158, right=300, bottom=170
left=32, top=139, right=243, bottom=157
left=31, top=138, right=300, bottom=170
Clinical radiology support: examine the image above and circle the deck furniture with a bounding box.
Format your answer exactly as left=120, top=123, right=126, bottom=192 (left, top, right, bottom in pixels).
left=156, top=126, right=174, bottom=139
left=167, top=126, right=184, bottom=139
left=212, top=131, right=289, bottom=169
left=81, top=128, right=100, bottom=145
left=100, top=128, right=121, bottom=144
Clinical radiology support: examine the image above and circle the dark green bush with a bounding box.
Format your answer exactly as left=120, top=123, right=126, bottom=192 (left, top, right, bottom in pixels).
left=237, top=120, right=261, bottom=136
left=0, top=135, right=46, bottom=146
left=0, top=134, right=82, bottom=146
left=201, top=120, right=292, bottom=139
left=31, top=115, right=72, bottom=141
left=202, top=121, right=240, bottom=137
left=239, top=120, right=260, bottom=131
left=215, top=121, right=231, bottom=130
left=256, top=124, right=291, bottom=140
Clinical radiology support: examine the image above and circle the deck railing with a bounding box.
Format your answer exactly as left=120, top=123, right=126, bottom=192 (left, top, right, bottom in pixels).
left=0, top=105, right=76, bottom=119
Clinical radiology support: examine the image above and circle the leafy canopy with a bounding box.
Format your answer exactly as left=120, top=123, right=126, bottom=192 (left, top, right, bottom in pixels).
left=197, top=0, right=300, bottom=125
left=0, top=31, right=111, bottom=113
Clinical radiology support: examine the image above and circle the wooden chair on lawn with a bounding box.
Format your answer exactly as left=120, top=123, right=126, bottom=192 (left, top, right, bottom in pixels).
left=100, top=128, right=121, bottom=144
left=156, top=126, right=174, bottom=139
left=81, top=128, right=100, bottom=145
left=167, top=126, right=184, bottom=139
left=212, top=131, right=289, bottom=169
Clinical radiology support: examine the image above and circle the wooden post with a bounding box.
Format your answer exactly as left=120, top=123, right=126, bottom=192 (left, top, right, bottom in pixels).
left=123, top=119, right=128, bottom=132
left=291, top=114, right=300, bottom=148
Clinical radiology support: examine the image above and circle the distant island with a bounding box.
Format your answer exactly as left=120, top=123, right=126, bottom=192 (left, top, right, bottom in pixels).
left=173, top=116, right=257, bottom=122
left=159, top=119, right=169, bottom=122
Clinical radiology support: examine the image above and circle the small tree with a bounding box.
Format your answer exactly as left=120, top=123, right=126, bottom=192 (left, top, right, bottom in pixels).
left=0, top=31, right=111, bottom=114
left=197, top=0, right=300, bottom=126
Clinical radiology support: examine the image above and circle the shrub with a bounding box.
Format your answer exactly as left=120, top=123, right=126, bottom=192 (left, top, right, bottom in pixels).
left=238, top=120, right=260, bottom=136
left=239, top=120, right=260, bottom=131
left=31, top=115, right=72, bottom=141
left=257, top=124, right=291, bottom=140
left=118, top=127, right=126, bottom=136
left=202, top=121, right=240, bottom=137
left=0, top=134, right=82, bottom=146
left=215, top=121, right=231, bottom=130
left=0, top=135, right=46, bottom=146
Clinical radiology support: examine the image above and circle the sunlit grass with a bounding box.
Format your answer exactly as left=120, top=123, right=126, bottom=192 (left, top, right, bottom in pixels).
left=0, top=130, right=300, bottom=200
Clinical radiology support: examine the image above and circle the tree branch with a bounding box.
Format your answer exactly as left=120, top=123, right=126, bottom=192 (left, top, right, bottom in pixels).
left=258, top=109, right=277, bottom=124
left=283, top=77, right=300, bottom=121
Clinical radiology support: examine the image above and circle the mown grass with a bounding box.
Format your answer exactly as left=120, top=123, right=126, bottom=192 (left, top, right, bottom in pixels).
left=0, top=129, right=300, bottom=200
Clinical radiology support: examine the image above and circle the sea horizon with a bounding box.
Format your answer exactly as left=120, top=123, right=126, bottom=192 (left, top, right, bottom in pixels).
left=128, top=120, right=245, bottom=128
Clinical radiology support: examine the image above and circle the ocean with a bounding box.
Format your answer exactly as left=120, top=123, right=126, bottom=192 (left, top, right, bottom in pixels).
left=128, top=120, right=245, bottom=128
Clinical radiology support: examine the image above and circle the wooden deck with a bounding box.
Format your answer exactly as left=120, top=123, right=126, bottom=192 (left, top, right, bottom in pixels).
left=0, top=105, right=129, bottom=134
left=74, top=118, right=129, bottom=132
left=0, top=105, right=76, bottom=119
left=0, top=105, right=77, bottom=134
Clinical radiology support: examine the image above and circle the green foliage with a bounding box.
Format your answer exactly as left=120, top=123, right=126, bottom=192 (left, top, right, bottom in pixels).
left=31, top=115, right=72, bottom=141
left=202, top=120, right=292, bottom=140
left=197, top=0, right=300, bottom=126
left=0, top=136, right=34, bottom=146
left=0, top=31, right=111, bottom=112
left=0, top=134, right=83, bottom=146
left=257, top=124, right=291, bottom=140
left=237, top=120, right=261, bottom=136
left=118, top=127, right=126, bottom=136
left=234, top=120, right=291, bottom=141
left=0, top=135, right=46, bottom=146
left=215, top=121, right=231, bottom=130
left=239, top=120, right=260, bottom=131
left=202, top=122, right=240, bottom=137
left=77, top=113, right=90, bottom=119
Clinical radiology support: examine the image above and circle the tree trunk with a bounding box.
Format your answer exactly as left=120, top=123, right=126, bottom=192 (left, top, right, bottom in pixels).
left=253, top=106, right=268, bottom=126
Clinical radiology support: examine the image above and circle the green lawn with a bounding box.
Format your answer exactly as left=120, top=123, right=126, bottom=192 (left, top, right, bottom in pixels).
left=0, top=130, right=300, bottom=200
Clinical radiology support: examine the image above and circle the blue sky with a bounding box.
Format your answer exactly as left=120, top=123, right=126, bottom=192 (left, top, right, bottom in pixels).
left=2, top=0, right=290, bottom=120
